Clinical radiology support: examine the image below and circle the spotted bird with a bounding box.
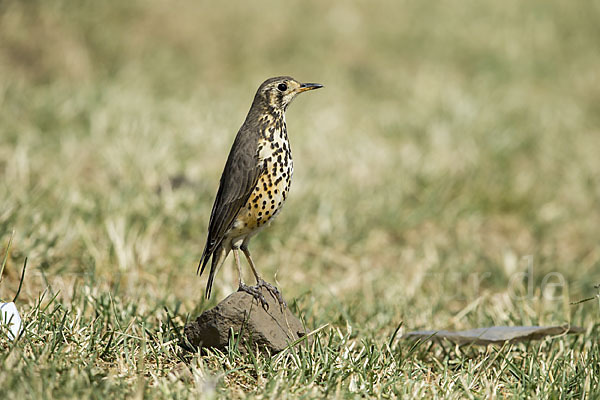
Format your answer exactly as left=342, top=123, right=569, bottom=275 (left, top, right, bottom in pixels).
left=198, top=76, right=323, bottom=305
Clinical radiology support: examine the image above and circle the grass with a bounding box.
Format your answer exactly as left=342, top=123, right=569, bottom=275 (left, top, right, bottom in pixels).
left=1, top=0, right=600, bottom=397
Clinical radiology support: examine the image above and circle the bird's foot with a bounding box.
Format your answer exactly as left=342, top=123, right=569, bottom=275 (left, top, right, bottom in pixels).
left=256, top=279, right=287, bottom=308
left=238, top=282, right=269, bottom=309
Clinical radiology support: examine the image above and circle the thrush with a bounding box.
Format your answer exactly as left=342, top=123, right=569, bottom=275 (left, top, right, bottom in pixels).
left=198, top=76, right=323, bottom=306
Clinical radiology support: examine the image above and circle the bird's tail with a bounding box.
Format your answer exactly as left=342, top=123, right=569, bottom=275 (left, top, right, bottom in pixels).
left=198, top=245, right=225, bottom=300
left=197, top=243, right=211, bottom=276
left=197, top=243, right=213, bottom=299
left=206, top=247, right=227, bottom=299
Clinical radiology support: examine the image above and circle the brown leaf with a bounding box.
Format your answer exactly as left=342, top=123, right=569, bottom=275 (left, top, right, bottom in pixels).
left=403, top=325, right=584, bottom=345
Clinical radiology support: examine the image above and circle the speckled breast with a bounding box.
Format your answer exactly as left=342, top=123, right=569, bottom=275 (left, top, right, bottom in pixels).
left=233, top=123, right=293, bottom=235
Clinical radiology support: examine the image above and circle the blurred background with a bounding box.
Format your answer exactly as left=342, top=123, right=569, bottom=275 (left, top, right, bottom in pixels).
left=1, top=0, right=599, bottom=331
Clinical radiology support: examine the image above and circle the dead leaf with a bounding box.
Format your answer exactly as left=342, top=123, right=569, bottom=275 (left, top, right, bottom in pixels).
left=403, top=325, right=584, bottom=345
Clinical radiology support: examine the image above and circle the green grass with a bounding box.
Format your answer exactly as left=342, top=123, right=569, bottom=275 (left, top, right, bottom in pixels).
left=1, top=0, right=600, bottom=397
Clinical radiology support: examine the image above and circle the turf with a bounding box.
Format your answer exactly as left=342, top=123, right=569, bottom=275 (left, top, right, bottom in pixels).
left=1, top=0, right=599, bottom=398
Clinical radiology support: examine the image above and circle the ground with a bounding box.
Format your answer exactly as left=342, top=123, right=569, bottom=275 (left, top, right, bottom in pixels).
left=1, top=0, right=599, bottom=398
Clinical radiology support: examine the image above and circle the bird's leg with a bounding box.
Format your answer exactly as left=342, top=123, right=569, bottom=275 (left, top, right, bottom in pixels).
left=242, top=246, right=286, bottom=307
left=233, top=248, right=244, bottom=288
left=234, top=248, right=268, bottom=309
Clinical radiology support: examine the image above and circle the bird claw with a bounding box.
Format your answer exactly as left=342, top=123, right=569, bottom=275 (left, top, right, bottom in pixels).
left=256, top=279, right=287, bottom=308
left=238, top=282, right=269, bottom=309
left=237, top=280, right=287, bottom=309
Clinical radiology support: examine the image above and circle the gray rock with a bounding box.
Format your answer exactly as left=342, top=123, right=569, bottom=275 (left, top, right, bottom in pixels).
left=184, top=286, right=310, bottom=354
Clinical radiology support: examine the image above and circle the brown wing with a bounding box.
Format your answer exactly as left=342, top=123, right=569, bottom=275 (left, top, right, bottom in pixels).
left=197, top=128, right=264, bottom=276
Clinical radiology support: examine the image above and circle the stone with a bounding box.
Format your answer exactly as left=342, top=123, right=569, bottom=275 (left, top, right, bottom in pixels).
left=184, top=286, right=310, bottom=354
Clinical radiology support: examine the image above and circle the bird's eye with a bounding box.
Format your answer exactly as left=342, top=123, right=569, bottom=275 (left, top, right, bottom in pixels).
left=277, top=83, right=287, bottom=92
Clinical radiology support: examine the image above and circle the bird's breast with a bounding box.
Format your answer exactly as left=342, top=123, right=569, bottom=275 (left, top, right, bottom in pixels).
left=229, top=125, right=293, bottom=238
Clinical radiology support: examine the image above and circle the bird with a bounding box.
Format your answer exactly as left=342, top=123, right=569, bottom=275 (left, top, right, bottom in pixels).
left=197, top=76, right=323, bottom=306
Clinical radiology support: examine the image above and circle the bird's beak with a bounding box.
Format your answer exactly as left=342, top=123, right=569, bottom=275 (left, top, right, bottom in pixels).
left=298, top=82, right=324, bottom=93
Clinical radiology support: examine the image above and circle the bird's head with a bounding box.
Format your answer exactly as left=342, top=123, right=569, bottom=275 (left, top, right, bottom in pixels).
left=254, top=76, right=323, bottom=113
